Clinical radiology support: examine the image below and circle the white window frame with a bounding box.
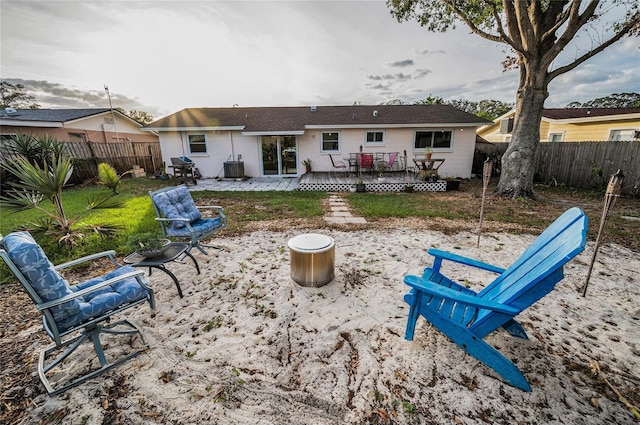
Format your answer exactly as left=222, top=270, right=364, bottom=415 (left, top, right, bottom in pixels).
left=68, top=132, right=87, bottom=143
left=413, top=130, right=453, bottom=151
left=608, top=128, right=636, bottom=141
left=548, top=132, right=564, bottom=143
left=320, top=131, right=340, bottom=153
left=187, top=134, right=207, bottom=154
left=365, top=130, right=385, bottom=146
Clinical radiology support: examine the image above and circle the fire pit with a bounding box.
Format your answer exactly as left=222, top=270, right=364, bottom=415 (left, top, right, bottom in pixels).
left=288, top=233, right=335, bottom=287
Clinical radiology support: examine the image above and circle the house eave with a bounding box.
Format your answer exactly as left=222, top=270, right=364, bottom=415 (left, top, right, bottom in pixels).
left=304, top=123, right=483, bottom=130
left=0, top=119, right=63, bottom=128
left=142, top=126, right=246, bottom=132
left=242, top=130, right=305, bottom=136
left=545, top=113, right=640, bottom=124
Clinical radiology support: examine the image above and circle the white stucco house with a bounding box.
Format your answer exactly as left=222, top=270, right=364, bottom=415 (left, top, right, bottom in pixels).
left=143, top=105, right=490, bottom=179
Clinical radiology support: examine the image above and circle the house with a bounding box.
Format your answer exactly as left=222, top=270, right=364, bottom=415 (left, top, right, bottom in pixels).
left=0, top=108, right=159, bottom=144
left=478, top=107, right=640, bottom=143
left=143, top=105, right=490, bottom=179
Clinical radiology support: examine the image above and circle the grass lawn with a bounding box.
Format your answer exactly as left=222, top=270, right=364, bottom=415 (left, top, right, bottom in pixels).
left=1, top=177, right=638, bottom=284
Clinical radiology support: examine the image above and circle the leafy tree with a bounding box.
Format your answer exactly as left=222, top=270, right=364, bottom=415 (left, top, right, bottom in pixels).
left=115, top=107, right=154, bottom=124
left=0, top=80, right=40, bottom=109
left=416, top=95, right=513, bottom=120
left=389, top=0, right=639, bottom=199
left=566, top=92, right=640, bottom=108
left=415, top=95, right=445, bottom=105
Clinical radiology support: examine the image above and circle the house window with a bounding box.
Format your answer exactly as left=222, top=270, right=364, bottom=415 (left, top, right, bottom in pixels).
left=609, top=129, right=635, bottom=141
left=321, top=132, right=340, bottom=152
left=414, top=130, right=452, bottom=150
left=365, top=131, right=384, bottom=146
left=68, top=132, right=87, bottom=143
left=188, top=134, right=207, bottom=154
left=549, top=133, right=563, bottom=143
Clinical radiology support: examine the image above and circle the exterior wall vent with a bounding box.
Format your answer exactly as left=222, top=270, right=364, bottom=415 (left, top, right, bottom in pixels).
left=373, top=110, right=378, bottom=117
left=499, top=117, right=514, bottom=134
left=310, top=106, right=317, bottom=112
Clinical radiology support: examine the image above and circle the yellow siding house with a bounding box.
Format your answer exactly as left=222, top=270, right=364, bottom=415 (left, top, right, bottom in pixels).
left=478, top=107, right=640, bottom=143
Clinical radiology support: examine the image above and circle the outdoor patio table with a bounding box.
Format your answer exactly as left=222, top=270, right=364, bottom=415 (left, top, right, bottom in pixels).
left=123, top=242, right=200, bottom=298
left=413, top=158, right=445, bottom=181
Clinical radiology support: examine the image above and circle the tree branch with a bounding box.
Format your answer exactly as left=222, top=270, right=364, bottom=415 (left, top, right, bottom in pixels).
left=514, top=0, right=537, bottom=57
left=547, top=14, right=639, bottom=82
left=441, top=0, right=504, bottom=43
left=486, top=0, right=519, bottom=49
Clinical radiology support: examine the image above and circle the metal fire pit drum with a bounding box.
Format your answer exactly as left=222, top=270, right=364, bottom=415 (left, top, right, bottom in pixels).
left=288, top=233, right=335, bottom=287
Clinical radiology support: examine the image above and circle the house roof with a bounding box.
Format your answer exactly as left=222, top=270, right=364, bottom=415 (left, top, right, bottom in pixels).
left=144, top=105, right=491, bottom=133
left=542, top=107, right=640, bottom=121
left=478, top=107, right=640, bottom=133
left=0, top=108, right=112, bottom=123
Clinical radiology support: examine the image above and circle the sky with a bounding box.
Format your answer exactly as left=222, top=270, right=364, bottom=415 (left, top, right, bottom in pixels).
left=1, top=0, right=639, bottom=119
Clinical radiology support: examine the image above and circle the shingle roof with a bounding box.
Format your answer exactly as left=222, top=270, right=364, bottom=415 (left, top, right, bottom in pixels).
left=0, top=108, right=111, bottom=122
left=145, top=105, right=491, bottom=132
left=543, top=108, right=640, bottom=120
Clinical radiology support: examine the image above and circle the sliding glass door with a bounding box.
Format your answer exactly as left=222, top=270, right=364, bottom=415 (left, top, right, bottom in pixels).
left=260, top=136, right=297, bottom=176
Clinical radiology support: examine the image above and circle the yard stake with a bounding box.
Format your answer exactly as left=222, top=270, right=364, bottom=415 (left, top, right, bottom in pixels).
left=477, top=159, right=493, bottom=247
left=582, top=169, right=624, bottom=297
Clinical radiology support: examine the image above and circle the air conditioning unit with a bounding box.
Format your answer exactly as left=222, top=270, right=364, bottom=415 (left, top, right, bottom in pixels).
left=499, top=117, right=514, bottom=134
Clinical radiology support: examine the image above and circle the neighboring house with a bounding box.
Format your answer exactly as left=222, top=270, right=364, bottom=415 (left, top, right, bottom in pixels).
left=143, top=105, right=490, bottom=179
left=478, top=107, right=640, bottom=143
left=0, top=108, right=159, bottom=144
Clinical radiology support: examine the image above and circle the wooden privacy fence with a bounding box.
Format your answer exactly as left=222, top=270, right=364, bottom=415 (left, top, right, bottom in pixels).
left=0, top=141, right=163, bottom=185
left=475, top=141, right=639, bottom=195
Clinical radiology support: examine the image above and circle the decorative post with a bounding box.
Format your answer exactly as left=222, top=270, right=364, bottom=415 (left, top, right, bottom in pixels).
left=582, top=169, right=624, bottom=297
left=477, top=159, right=493, bottom=247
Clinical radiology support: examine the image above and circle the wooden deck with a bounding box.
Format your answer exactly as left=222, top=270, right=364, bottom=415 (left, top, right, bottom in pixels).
left=298, top=172, right=447, bottom=192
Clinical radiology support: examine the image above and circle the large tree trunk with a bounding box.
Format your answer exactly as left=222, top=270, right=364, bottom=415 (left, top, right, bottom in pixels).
left=495, top=63, right=549, bottom=199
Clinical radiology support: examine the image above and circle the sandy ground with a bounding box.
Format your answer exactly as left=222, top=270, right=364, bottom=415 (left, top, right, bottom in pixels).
left=15, top=228, right=640, bottom=424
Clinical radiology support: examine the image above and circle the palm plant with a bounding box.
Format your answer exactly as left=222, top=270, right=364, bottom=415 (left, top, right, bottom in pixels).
left=0, top=155, right=124, bottom=245
left=6, top=133, right=66, bottom=167
left=98, top=162, right=130, bottom=194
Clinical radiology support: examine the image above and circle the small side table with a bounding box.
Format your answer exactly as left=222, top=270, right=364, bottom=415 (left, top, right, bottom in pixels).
left=123, top=242, right=200, bottom=298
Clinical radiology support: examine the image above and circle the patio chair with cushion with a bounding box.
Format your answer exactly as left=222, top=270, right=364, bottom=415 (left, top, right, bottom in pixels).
left=358, top=153, right=375, bottom=175
left=328, top=154, right=348, bottom=176
left=0, top=231, right=155, bottom=395
left=149, top=185, right=227, bottom=254
left=403, top=207, right=588, bottom=391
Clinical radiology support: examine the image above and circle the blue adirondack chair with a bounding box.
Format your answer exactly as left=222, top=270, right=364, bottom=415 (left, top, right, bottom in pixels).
left=403, top=207, right=588, bottom=391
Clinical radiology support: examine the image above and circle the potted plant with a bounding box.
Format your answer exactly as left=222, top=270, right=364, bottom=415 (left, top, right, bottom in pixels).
left=127, top=232, right=171, bottom=258
left=404, top=182, right=414, bottom=193
left=424, top=146, right=433, bottom=160
left=375, top=161, right=387, bottom=181
left=445, top=177, right=461, bottom=191
left=355, top=177, right=365, bottom=193
left=301, top=159, right=312, bottom=173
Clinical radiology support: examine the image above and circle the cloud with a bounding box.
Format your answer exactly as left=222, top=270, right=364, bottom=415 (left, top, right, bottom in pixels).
left=366, top=73, right=412, bottom=81
left=4, top=78, right=162, bottom=115
left=367, top=74, right=396, bottom=81
left=413, top=69, right=432, bottom=79
left=416, top=49, right=446, bottom=55
left=388, top=59, right=414, bottom=67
